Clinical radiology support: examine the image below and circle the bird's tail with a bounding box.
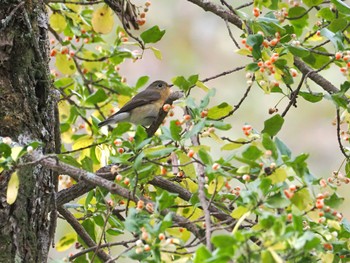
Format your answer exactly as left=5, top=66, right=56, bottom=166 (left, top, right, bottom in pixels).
left=98, top=119, right=114, bottom=128
left=98, top=112, right=130, bottom=128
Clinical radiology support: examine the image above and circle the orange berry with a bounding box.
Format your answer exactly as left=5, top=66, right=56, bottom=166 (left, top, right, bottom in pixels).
left=187, top=149, right=195, bottom=158
left=323, top=243, right=333, bottom=250
left=316, top=200, right=324, bottom=209
left=160, top=166, right=167, bottom=175
left=61, top=47, right=69, bottom=54
left=50, top=49, right=57, bottom=57
left=117, top=147, right=124, bottom=154
left=183, top=114, right=191, bottom=121
left=270, top=38, right=278, bottom=46
left=144, top=244, right=151, bottom=251
left=284, top=189, right=294, bottom=199
left=241, top=39, right=247, bottom=45
left=140, top=13, right=146, bottom=18
left=289, top=185, right=297, bottom=192
left=145, top=1, right=151, bottom=7
left=287, top=213, right=292, bottom=221
left=107, top=200, right=114, bottom=206
left=124, top=178, right=130, bottom=185
left=257, top=61, right=264, bottom=67
left=200, top=110, right=208, bottom=118
left=169, top=110, right=175, bottom=117
left=335, top=52, right=342, bottom=60
left=158, top=233, right=165, bottom=240
left=316, top=30, right=321, bottom=36
left=128, top=136, right=134, bottom=142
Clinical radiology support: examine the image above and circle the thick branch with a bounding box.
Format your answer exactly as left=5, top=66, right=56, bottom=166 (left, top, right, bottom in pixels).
left=293, top=57, right=339, bottom=94
left=187, top=0, right=243, bottom=29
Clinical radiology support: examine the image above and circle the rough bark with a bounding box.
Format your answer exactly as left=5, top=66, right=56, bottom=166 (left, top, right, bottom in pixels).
left=0, top=1, right=59, bottom=262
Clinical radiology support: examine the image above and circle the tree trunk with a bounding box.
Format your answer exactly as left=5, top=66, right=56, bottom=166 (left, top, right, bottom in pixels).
left=0, top=1, right=59, bottom=262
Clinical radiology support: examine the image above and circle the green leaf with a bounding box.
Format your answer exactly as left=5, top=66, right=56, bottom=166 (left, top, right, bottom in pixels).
left=299, top=91, right=323, bottom=103
left=85, top=89, right=108, bottom=105
left=324, top=192, right=344, bottom=208
left=140, top=26, right=166, bottom=43
left=134, top=125, right=148, bottom=147
left=144, top=146, right=177, bottom=158
left=169, top=120, right=182, bottom=141
left=327, top=18, right=348, bottom=33
left=207, top=102, right=233, bottom=120
left=303, top=0, right=323, bottom=6
left=266, top=193, right=290, bottom=208
left=331, top=0, right=350, bottom=14
left=262, top=133, right=278, bottom=160
left=317, top=8, right=335, bottom=21
left=0, top=143, right=11, bottom=158
left=242, top=146, right=263, bottom=160
left=246, top=34, right=263, bottom=59
left=206, top=120, right=232, bottom=130
left=156, top=191, right=178, bottom=210
left=81, top=219, right=96, bottom=242
left=172, top=74, right=198, bottom=92
left=287, top=46, right=310, bottom=58
left=275, top=137, right=291, bottom=158
left=184, top=120, right=206, bottom=139
left=302, top=47, right=332, bottom=69
left=288, top=7, right=309, bottom=36
left=320, top=28, right=344, bottom=50
left=198, top=148, right=212, bottom=165
left=262, top=114, right=284, bottom=137
left=135, top=76, right=149, bottom=89
left=193, top=245, right=212, bottom=263
left=246, top=62, right=259, bottom=72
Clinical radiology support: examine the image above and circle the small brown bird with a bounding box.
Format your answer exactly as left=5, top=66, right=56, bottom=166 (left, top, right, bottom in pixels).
left=98, top=80, right=170, bottom=128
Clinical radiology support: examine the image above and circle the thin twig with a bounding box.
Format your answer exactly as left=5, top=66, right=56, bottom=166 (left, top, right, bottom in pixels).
left=58, top=206, right=114, bottom=262
left=336, top=109, right=350, bottom=159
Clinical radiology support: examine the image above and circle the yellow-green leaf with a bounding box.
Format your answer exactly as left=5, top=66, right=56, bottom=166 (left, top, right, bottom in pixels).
left=55, top=54, right=76, bottom=75
left=150, top=47, right=162, bottom=60
left=237, top=165, right=250, bottom=174
left=208, top=176, right=224, bottom=194
left=291, top=188, right=313, bottom=210
left=92, top=5, right=114, bottom=34
left=49, top=13, right=67, bottom=33
left=11, top=146, right=23, bottom=161
left=81, top=51, right=102, bottom=72
left=231, top=206, right=249, bottom=219
left=56, top=233, right=77, bottom=252
left=268, top=167, right=287, bottom=184
left=221, top=139, right=247, bottom=151
left=207, top=102, right=233, bottom=120
left=6, top=172, right=19, bottom=205
left=196, top=80, right=209, bottom=92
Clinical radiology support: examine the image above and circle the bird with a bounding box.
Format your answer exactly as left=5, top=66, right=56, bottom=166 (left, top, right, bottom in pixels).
left=98, top=80, right=171, bottom=128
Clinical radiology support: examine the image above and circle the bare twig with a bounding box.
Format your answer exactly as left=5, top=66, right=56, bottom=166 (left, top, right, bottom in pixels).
left=58, top=206, right=114, bottom=262
left=336, top=109, right=350, bottom=159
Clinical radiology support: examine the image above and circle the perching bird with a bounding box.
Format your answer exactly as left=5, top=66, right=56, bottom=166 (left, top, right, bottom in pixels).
left=98, top=80, right=170, bottom=128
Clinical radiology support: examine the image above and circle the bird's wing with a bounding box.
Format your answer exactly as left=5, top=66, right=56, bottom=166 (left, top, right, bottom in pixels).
left=117, top=88, right=161, bottom=113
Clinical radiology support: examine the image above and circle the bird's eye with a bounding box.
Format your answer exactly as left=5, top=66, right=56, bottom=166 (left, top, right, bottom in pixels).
left=157, top=83, right=163, bottom=88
